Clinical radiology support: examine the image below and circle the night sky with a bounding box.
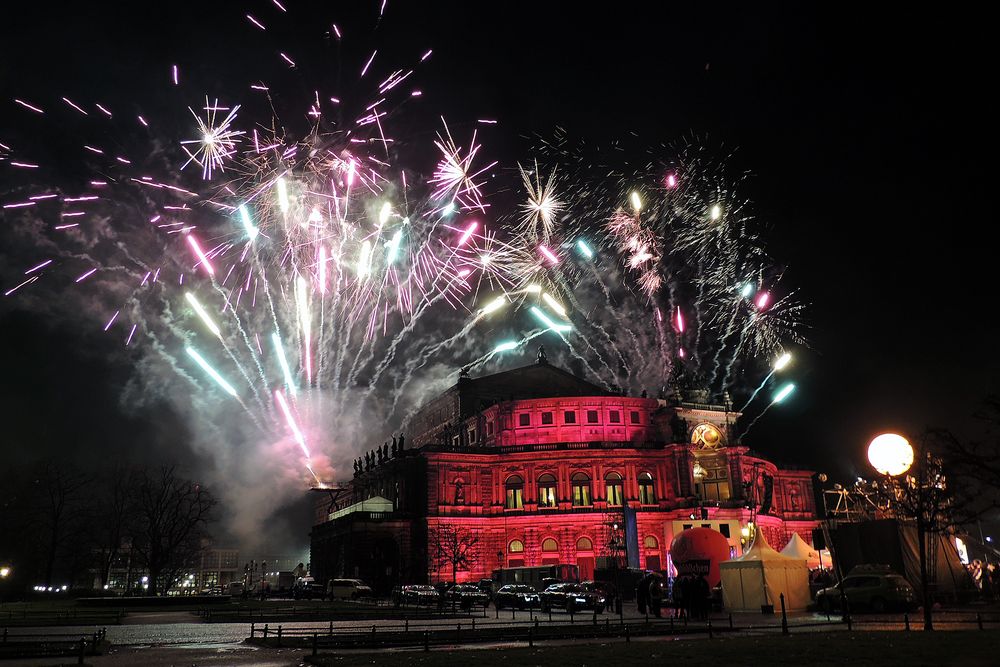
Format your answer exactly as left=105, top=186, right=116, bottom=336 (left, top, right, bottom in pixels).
left=1, top=3, right=994, bottom=544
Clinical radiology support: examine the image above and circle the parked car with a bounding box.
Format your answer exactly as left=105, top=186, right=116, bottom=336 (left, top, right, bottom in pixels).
left=477, top=578, right=496, bottom=596
left=392, top=584, right=442, bottom=607
left=493, top=584, right=540, bottom=610
left=815, top=571, right=916, bottom=613
left=291, top=576, right=324, bottom=600
left=581, top=580, right=616, bottom=606
left=326, top=578, right=373, bottom=600
left=540, top=583, right=605, bottom=613
left=445, top=584, right=490, bottom=609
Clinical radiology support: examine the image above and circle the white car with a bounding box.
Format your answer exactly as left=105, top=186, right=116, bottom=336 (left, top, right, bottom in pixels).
left=327, top=578, right=374, bottom=600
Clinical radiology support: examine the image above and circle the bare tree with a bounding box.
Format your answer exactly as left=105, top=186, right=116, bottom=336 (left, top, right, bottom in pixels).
left=869, top=428, right=989, bottom=630
left=429, top=524, right=479, bottom=585
left=128, top=466, right=216, bottom=596
left=93, top=465, right=137, bottom=589
left=31, top=461, right=91, bottom=587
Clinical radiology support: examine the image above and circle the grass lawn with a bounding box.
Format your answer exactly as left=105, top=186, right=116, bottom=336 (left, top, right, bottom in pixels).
left=307, top=631, right=1000, bottom=667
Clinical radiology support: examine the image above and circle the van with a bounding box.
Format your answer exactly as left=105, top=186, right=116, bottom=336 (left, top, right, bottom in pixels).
left=326, top=578, right=373, bottom=600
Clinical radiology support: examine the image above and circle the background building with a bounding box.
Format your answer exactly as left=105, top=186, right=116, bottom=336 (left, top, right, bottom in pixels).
left=311, top=353, right=819, bottom=592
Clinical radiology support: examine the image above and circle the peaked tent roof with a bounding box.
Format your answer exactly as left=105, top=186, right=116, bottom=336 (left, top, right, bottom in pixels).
left=781, top=532, right=820, bottom=561
left=721, top=531, right=807, bottom=568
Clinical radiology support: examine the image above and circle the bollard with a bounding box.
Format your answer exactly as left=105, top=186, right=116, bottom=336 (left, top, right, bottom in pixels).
left=780, top=593, right=789, bottom=636
left=708, top=618, right=713, bottom=639
left=371, top=625, right=376, bottom=637
left=978, top=613, right=984, bottom=630
left=534, top=617, right=539, bottom=630
left=405, top=619, right=409, bottom=633
left=512, top=607, right=516, bottom=621
left=549, top=609, right=553, bottom=623
left=593, top=607, right=598, bottom=626
left=528, top=627, right=534, bottom=647
left=251, top=622, right=255, bottom=638
left=570, top=607, right=575, bottom=624
left=329, top=620, right=333, bottom=636
left=846, top=614, right=852, bottom=631
left=263, top=623, right=269, bottom=639
left=495, top=604, right=499, bottom=619
left=472, top=618, right=476, bottom=631
left=277, top=625, right=283, bottom=648
left=625, top=624, right=631, bottom=643
left=904, top=613, right=910, bottom=631
left=645, top=609, right=649, bottom=624
left=424, top=630, right=430, bottom=652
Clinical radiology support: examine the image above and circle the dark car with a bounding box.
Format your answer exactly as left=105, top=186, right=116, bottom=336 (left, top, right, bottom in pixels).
left=291, top=576, right=324, bottom=600
left=581, top=580, right=616, bottom=606
left=540, top=583, right=605, bottom=613
left=494, top=584, right=541, bottom=610
left=815, top=572, right=916, bottom=613
left=477, top=578, right=496, bottom=596
left=392, top=584, right=442, bottom=607
left=445, top=584, right=490, bottom=609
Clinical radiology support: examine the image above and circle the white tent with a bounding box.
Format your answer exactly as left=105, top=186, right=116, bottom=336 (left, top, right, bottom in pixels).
left=780, top=532, right=823, bottom=568
left=720, top=532, right=811, bottom=612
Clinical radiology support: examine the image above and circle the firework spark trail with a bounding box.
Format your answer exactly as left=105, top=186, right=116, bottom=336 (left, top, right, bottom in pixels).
left=388, top=314, right=479, bottom=413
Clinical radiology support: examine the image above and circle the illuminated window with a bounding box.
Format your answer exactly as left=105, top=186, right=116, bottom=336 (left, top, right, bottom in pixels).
left=586, top=410, right=599, bottom=423
left=605, top=472, right=623, bottom=506
left=630, top=411, right=641, bottom=424
left=609, top=410, right=621, bottom=423
left=564, top=411, right=576, bottom=424
left=541, top=411, right=553, bottom=425
left=509, top=540, right=524, bottom=553
left=538, top=473, right=557, bottom=508
left=638, top=472, right=656, bottom=504
left=643, top=536, right=659, bottom=549
left=542, top=538, right=559, bottom=552
left=505, top=475, right=524, bottom=509
left=571, top=472, right=592, bottom=507
left=577, top=537, right=593, bottom=551
left=519, top=413, right=530, bottom=427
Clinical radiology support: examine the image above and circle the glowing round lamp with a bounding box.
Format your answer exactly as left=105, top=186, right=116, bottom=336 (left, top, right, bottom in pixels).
left=867, top=433, right=914, bottom=476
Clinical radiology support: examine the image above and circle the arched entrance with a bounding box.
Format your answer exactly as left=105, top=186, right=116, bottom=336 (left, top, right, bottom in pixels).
left=576, top=537, right=595, bottom=580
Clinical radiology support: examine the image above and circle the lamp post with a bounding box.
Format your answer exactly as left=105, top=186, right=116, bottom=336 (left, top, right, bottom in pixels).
left=867, top=432, right=931, bottom=630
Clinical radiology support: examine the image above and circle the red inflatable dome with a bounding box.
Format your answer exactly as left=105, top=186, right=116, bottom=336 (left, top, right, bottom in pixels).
left=669, top=527, right=731, bottom=587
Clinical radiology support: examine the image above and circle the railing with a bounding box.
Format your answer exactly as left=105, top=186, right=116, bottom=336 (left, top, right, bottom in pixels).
left=0, top=627, right=109, bottom=662
left=245, top=603, right=1000, bottom=656
left=0, top=607, right=126, bottom=626
left=198, top=597, right=477, bottom=622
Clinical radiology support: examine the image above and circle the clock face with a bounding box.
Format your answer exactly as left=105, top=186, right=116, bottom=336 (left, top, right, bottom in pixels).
left=691, top=423, right=723, bottom=449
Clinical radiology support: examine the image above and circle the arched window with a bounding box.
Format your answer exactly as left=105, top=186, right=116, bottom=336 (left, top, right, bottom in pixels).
left=605, top=472, right=623, bottom=506
left=571, top=472, right=592, bottom=507
left=541, top=538, right=559, bottom=552
left=508, top=539, right=525, bottom=553
left=505, top=475, right=524, bottom=510
left=576, top=537, right=593, bottom=551
left=538, top=473, right=557, bottom=508
left=638, top=472, right=656, bottom=504
left=643, top=536, right=659, bottom=549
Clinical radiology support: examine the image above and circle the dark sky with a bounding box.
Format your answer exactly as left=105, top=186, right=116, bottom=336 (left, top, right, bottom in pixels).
left=1, top=4, right=994, bottom=500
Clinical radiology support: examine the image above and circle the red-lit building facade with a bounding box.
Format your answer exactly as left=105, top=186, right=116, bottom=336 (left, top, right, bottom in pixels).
left=310, top=355, right=820, bottom=592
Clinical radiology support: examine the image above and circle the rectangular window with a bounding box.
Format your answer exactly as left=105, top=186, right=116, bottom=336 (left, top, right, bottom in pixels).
left=468, top=429, right=476, bottom=443
left=638, top=482, right=655, bottom=505
left=630, top=411, right=641, bottom=424
left=519, top=413, right=530, bottom=427
left=586, top=410, right=599, bottom=424
left=486, top=421, right=494, bottom=436
left=682, top=524, right=693, bottom=531
left=541, top=411, right=553, bottom=425
left=606, top=483, right=623, bottom=507
left=505, top=488, right=524, bottom=510
left=564, top=411, right=576, bottom=424
left=719, top=524, right=731, bottom=538
left=609, top=410, right=621, bottom=423
left=539, top=486, right=557, bottom=508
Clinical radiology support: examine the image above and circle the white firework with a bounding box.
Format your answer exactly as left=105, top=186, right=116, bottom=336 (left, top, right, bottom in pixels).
left=181, top=97, right=244, bottom=180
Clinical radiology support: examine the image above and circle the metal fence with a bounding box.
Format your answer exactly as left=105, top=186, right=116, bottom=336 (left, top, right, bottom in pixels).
left=0, top=627, right=109, bottom=663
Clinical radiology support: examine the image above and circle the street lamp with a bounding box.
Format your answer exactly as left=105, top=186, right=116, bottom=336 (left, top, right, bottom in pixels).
left=867, top=433, right=914, bottom=477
